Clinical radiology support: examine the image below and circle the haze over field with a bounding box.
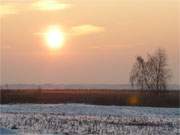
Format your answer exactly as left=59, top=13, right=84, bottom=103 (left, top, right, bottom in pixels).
left=0, top=0, right=179, bottom=85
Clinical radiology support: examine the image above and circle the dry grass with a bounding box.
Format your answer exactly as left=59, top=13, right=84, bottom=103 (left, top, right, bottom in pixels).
left=0, top=89, right=179, bottom=107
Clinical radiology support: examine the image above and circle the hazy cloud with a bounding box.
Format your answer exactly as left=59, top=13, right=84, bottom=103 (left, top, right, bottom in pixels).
left=70, top=24, right=105, bottom=36
left=0, top=0, right=71, bottom=17
left=32, top=0, right=72, bottom=11
left=0, top=4, right=18, bottom=17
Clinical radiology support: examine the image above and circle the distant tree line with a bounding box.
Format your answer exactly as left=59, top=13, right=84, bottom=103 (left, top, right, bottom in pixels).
left=130, top=48, right=171, bottom=90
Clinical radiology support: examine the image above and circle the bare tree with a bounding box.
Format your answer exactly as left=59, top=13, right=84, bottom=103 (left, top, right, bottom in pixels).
left=130, top=49, right=171, bottom=90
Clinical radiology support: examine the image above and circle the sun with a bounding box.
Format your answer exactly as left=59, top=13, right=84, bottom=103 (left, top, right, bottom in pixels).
left=45, top=26, right=65, bottom=50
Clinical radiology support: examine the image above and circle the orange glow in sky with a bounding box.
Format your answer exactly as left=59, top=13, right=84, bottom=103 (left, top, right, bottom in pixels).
left=0, top=0, right=179, bottom=84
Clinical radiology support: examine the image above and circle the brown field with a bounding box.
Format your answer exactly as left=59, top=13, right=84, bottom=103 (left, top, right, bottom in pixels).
left=0, top=89, right=180, bottom=107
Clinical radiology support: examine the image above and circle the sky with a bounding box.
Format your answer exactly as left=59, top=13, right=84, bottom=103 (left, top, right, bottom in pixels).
left=0, top=0, right=180, bottom=85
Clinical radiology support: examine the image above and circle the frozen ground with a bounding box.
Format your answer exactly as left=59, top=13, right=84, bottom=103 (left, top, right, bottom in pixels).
left=0, top=104, right=179, bottom=135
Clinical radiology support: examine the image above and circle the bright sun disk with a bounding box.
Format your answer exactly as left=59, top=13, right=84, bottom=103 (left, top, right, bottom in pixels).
left=45, top=26, right=64, bottom=50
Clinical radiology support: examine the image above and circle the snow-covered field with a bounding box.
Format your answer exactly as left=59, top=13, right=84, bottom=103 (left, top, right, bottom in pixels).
left=0, top=104, right=179, bottom=135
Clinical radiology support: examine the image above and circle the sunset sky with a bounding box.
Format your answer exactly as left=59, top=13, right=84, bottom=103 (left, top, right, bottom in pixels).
left=0, top=0, right=179, bottom=85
